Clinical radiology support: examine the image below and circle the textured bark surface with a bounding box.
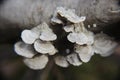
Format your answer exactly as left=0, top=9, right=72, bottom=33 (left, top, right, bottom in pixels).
left=0, top=0, right=120, bottom=29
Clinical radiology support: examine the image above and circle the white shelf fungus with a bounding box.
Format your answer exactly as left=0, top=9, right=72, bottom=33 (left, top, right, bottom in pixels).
left=54, top=56, right=69, bottom=67
left=24, top=55, right=48, bottom=70
left=63, top=25, right=74, bottom=32
left=66, top=53, right=82, bottom=66
left=75, top=45, right=94, bottom=63
left=14, top=41, right=36, bottom=58
left=14, top=7, right=118, bottom=70
left=40, top=31, right=57, bottom=41
left=94, top=33, right=118, bottom=57
left=65, top=23, right=94, bottom=45
left=39, top=22, right=57, bottom=41
left=56, top=7, right=86, bottom=23
left=67, top=32, right=89, bottom=45
left=15, top=22, right=58, bottom=69
left=34, top=40, right=56, bottom=55
left=51, top=10, right=63, bottom=24
left=51, top=17, right=63, bottom=24
left=21, top=23, right=46, bottom=44
left=21, top=29, right=39, bottom=44
left=21, top=22, right=57, bottom=44
left=48, top=49, right=58, bottom=55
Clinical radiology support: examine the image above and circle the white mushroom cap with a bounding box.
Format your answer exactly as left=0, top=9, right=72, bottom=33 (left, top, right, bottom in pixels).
left=39, top=31, right=57, bottom=41
left=34, top=40, right=56, bottom=54
left=22, top=22, right=57, bottom=43
left=67, top=32, right=93, bottom=45
left=66, top=53, right=82, bottom=66
left=54, top=56, right=69, bottom=67
left=66, top=23, right=94, bottom=45
left=14, top=41, right=36, bottom=58
left=21, top=29, right=39, bottom=44
left=24, top=55, right=48, bottom=70
left=94, top=33, right=118, bottom=57
left=67, top=32, right=77, bottom=43
left=51, top=17, right=63, bottom=24
left=39, top=22, right=53, bottom=32
left=39, top=22, right=57, bottom=41
left=48, top=48, right=58, bottom=55
left=51, top=11, right=63, bottom=24
left=56, top=7, right=86, bottom=23
left=63, top=25, right=74, bottom=32
left=21, top=24, right=42, bottom=44
left=75, top=45, right=94, bottom=63
left=86, top=31, right=94, bottom=45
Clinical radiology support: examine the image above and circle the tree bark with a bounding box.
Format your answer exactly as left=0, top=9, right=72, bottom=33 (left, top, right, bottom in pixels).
left=0, top=0, right=120, bottom=29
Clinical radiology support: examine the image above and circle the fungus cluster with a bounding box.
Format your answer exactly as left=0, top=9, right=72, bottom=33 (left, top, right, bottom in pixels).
left=14, top=7, right=118, bottom=70
left=15, top=22, right=57, bottom=69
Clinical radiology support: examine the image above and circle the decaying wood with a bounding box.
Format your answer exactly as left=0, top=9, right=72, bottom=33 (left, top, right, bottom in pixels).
left=0, top=0, right=119, bottom=29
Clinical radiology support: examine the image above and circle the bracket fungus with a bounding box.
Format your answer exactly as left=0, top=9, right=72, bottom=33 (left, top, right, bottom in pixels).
left=51, top=7, right=86, bottom=24
left=21, top=29, right=39, bottom=44
left=51, top=9, right=63, bottom=24
left=56, top=7, right=86, bottom=23
left=54, top=56, right=69, bottom=68
left=14, top=41, right=36, bottom=58
left=21, top=22, right=57, bottom=44
left=64, top=23, right=94, bottom=45
left=34, top=40, right=57, bottom=55
left=24, top=55, right=48, bottom=70
left=75, top=45, right=94, bottom=63
left=14, top=22, right=58, bottom=69
left=63, top=25, right=74, bottom=32
left=14, top=7, right=118, bottom=70
left=39, top=22, right=57, bottom=41
left=94, top=33, right=118, bottom=57
left=66, top=53, right=82, bottom=66
left=21, top=24, right=42, bottom=44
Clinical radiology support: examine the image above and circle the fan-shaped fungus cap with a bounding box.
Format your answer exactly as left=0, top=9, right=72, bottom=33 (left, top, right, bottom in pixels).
left=94, top=33, right=118, bottom=57
left=68, top=32, right=94, bottom=45
left=67, top=32, right=88, bottom=45
left=48, top=49, right=58, bottom=55
left=56, top=7, right=86, bottom=23
left=21, top=24, right=43, bottom=44
left=40, top=31, right=57, bottom=41
left=54, top=56, right=69, bottom=67
left=51, top=10, right=63, bottom=24
left=51, top=17, right=63, bottom=24
left=21, top=29, right=39, bottom=44
left=34, top=40, right=56, bottom=55
left=66, top=53, right=82, bottom=66
left=24, top=55, right=48, bottom=70
left=63, top=25, right=74, bottom=32
left=14, top=41, right=36, bottom=58
left=64, top=23, right=94, bottom=45
left=75, top=45, right=94, bottom=63
left=21, top=22, right=57, bottom=44
left=39, top=22, right=57, bottom=41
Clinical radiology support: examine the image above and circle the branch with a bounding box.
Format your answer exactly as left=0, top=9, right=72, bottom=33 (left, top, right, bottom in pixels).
left=0, top=0, right=120, bottom=29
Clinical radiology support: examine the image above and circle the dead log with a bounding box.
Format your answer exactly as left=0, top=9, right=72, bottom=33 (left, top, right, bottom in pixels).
left=0, top=0, right=119, bottom=29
